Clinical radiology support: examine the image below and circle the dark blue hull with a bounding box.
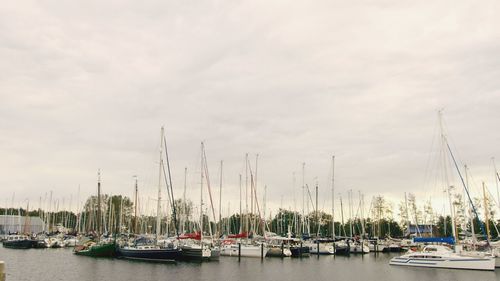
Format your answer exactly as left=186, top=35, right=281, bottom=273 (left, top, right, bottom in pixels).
left=3, top=239, right=35, bottom=249
left=116, top=247, right=181, bottom=261
left=290, top=246, right=310, bottom=257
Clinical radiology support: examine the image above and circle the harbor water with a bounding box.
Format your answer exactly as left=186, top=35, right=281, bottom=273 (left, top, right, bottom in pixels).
left=0, top=247, right=498, bottom=281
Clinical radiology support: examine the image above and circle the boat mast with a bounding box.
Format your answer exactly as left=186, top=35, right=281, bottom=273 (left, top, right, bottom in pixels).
left=163, top=132, right=178, bottom=238
left=348, top=189, right=353, bottom=238
left=331, top=156, right=335, bottom=240
left=200, top=142, right=204, bottom=240
left=493, top=157, right=500, bottom=216
left=293, top=172, right=297, bottom=235
left=404, top=192, right=410, bottom=237
left=156, top=127, right=164, bottom=244
left=97, top=170, right=102, bottom=241
left=359, top=191, right=365, bottom=238
left=182, top=167, right=187, bottom=234
left=239, top=174, right=242, bottom=234
left=439, top=110, right=487, bottom=245
left=245, top=153, right=248, bottom=234
left=315, top=182, right=319, bottom=237
left=339, top=195, right=345, bottom=236
left=302, top=162, right=305, bottom=235
left=482, top=182, right=491, bottom=243
left=465, top=166, right=476, bottom=245
left=219, top=160, right=223, bottom=237
left=134, top=176, right=138, bottom=234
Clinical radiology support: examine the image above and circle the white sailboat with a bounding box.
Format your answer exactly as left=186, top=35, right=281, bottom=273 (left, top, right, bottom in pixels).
left=391, top=111, right=495, bottom=270
left=180, top=142, right=220, bottom=261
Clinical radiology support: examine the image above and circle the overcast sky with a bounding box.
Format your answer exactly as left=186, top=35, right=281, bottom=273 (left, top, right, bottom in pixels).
left=1, top=1, right=499, bottom=218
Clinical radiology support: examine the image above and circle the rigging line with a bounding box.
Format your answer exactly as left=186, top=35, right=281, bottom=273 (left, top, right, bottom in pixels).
left=163, top=135, right=179, bottom=237
left=202, top=145, right=218, bottom=230
left=445, top=141, right=488, bottom=245
left=305, top=184, right=316, bottom=212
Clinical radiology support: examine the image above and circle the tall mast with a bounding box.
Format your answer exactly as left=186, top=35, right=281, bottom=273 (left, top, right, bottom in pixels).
left=404, top=192, right=410, bottom=237
left=331, top=156, right=335, bottom=239
left=439, top=111, right=456, bottom=243
left=359, top=192, right=366, bottom=238
left=156, top=127, right=164, bottom=243
left=302, top=162, right=305, bottom=235
left=182, top=167, right=187, bottom=234
left=493, top=157, right=500, bottom=216
left=483, top=182, right=491, bottom=243
left=447, top=185, right=457, bottom=243
left=465, top=166, right=475, bottom=244
left=239, top=174, right=242, bottom=233
left=97, top=170, right=101, bottom=241
left=315, top=182, right=319, bottom=236
left=339, top=195, right=345, bottom=236
left=133, top=176, right=138, bottom=234
left=200, top=142, right=204, bottom=239
left=219, top=160, right=223, bottom=236
left=254, top=154, right=259, bottom=224
left=348, top=189, right=353, bottom=238
left=263, top=185, right=267, bottom=227
left=245, top=153, right=248, bottom=233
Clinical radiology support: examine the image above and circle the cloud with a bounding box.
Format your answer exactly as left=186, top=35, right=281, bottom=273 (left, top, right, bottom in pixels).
left=1, top=0, right=499, bottom=219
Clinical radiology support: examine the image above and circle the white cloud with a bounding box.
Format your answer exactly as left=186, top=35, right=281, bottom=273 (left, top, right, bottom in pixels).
left=1, top=0, right=499, bottom=218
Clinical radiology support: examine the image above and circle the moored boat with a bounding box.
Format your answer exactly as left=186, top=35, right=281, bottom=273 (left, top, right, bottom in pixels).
left=2, top=235, right=35, bottom=249
left=389, top=245, right=495, bottom=271
left=220, top=242, right=267, bottom=258
left=116, top=244, right=181, bottom=261
left=74, top=241, right=116, bottom=257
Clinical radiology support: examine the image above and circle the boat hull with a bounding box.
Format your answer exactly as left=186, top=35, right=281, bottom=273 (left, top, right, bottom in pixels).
left=265, top=246, right=291, bottom=257
left=116, top=247, right=181, bottom=261
left=290, top=246, right=310, bottom=257
left=221, top=244, right=266, bottom=258
left=74, top=243, right=116, bottom=257
left=308, top=243, right=334, bottom=255
left=3, top=239, right=35, bottom=249
left=390, top=256, right=495, bottom=271
left=181, top=245, right=218, bottom=261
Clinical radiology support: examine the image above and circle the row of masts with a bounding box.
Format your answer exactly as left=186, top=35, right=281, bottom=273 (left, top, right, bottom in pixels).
left=3, top=118, right=500, bottom=243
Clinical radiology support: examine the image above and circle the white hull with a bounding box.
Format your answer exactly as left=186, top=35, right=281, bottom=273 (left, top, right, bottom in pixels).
left=368, top=243, right=386, bottom=252
left=350, top=242, right=370, bottom=254
left=220, top=244, right=268, bottom=258
left=307, top=243, right=334, bottom=255
left=390, top=256, right=495, bottom=271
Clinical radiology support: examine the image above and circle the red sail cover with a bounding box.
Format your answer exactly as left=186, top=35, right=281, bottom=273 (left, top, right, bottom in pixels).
left=178, top=232, right=201, bottom=240
left=228, top=232, right=248, bottom=239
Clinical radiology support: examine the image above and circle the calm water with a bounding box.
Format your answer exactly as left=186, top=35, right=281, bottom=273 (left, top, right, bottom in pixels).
left=0, top=247, right=498, bottom=281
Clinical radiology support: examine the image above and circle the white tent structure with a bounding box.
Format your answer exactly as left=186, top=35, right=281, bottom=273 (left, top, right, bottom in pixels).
left=0, top=215, right=44, bottom=235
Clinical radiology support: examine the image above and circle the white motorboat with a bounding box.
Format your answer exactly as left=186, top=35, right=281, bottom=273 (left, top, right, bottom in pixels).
left=305, top=241, right=334, bottom=255
left=220, top=242, right=268, bottom=258
left=389, top=245, right=495, bottom=271
left=350, top=240, right=370, bottom=254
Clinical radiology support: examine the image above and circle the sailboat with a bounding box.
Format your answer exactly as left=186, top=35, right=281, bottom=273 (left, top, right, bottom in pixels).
left=390, top=111, right=495, bottom=270
left=180, top=142, right=220, bottom=261
left=74, top=170, right=116, bottom=257
left=221, top=156, right=269, bottom=258
left=116, top=127, right=181, bottom=262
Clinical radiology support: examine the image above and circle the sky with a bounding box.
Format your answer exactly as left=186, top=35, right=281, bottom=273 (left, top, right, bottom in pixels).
left=1, top=0, right=500, bottom=220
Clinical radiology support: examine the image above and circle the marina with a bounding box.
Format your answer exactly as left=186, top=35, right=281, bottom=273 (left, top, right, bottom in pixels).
left=1, top=247, right=498, bottom=281
left=2, top=1, right=500, bottom=280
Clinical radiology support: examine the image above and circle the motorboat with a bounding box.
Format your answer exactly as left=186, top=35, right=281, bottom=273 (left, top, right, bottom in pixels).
left=220, top=241, right=267, bottom=258
left=2, top=235, right=35, bottom=249
left=389, top=245, right=495, bottom=271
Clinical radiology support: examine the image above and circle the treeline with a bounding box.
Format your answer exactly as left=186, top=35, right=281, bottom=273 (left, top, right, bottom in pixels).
left=2, top=195, right=499, bottom=239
